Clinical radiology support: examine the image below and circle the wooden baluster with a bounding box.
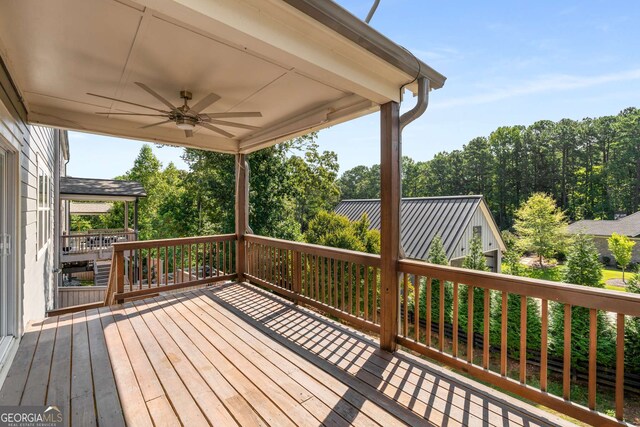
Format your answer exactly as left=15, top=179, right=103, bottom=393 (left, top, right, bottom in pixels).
left=468, top=285, right=474, bottom=363
left=403, top=274, right=408, bottom=336
left=340, top=261, right=347, bottom=311
left=327, top=258, right=332, bottom=303
left=348, top=262, right=353, bottom=315
left=216, top=242, right=220, bottom=277
left=164, top=246, right=168, bottom=285
left=483, top=288, right=490, bottom=369
left=188, top=244, right=192, bottom=282
left=223, top=241, right=227, bottom=276
left=520, top=295, right=527, bottom=383
left=156, top=246, right=161, bottom=286
left=209, top=242, right=214, bottom=278
left=334, top=259, right=339, bottom=308
left=500, top=291, right=507, bottom=376
left=588, top=308, right=597, bottom=410
left=373, top=268, right=378, bottom=324
left=563, top=304, right=571, bottom=400
left=172, top=246, right=176, bottom=284
left=315, top=256, right=319, bottom=301
left=414, top=275, right=420, bottom=342
left=356, top=266, right=361, bottom=317
left=128, top=251, right=133, bottom=292
left=452, top=282, right=459, bottom=356
left=138, top=249, right=142, bottom=288
left=364, top=266, right=369, bottom=320
left=540, top=299, right=548, bottom=392
left=321, top=257, right=326, bottom=303
left=439, top=280, right=445, bottom=352
left=181, top=244, right=185, bottom=283
left=616, top=313, right=624, bottom=421
left=147, top=249, right=151, bottom=287
left=426, top=277, right=431, bottom=346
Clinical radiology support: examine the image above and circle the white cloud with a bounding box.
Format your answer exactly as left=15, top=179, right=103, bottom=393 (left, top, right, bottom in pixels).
left=432, top=68, right=640, bottom=109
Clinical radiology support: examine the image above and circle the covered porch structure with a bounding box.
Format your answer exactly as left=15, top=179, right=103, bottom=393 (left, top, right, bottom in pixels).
left=1, top=0, right=639, bottom=426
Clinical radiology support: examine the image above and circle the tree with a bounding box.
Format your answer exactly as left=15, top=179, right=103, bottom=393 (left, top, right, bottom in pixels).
left=418, top=236, right=451, bottom=328
left=549, top=234, right=615, bottom=366
left=513, top=193, right=567, bottom=267
left=304, top=211, right=379, bottom=254
left=501, top=230, right=523, bottom=276
left=608, top=232, right=636, bottom=282
left=459, top=235, right=488, bottom=336
left=626, top=267, right=640, bottom=373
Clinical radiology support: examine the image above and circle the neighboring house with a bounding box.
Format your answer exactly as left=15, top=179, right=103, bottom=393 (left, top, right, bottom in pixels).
left=0, top=75, right=69, bottom=378
left=567, top=212, right=640, bottom=264
left=335, top=196, right=505, bottom=272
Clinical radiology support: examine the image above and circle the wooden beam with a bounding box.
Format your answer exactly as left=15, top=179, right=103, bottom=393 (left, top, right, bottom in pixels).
left=235, top=154, right=249, bottom=280
left=379, top=101, right=400, bottom=352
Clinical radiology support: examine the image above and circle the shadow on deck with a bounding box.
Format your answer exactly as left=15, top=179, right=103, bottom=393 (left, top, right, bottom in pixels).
left=0, top=282, right=575, bottom=426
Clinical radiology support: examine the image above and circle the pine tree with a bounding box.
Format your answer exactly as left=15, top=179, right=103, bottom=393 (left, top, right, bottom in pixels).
left=421, top=236, right=451, bottom=328
left=625, top=267, right=640, bottom=373
left=549, top=234, right=615, bottom=366
left=459, top=235, right=488, bottom=346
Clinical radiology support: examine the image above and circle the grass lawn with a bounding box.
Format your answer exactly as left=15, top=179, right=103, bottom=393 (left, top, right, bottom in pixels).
left=507, top=264, right=629, bottom=292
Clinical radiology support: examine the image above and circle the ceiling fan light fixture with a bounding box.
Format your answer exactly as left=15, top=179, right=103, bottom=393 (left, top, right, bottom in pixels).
left=175, top=116, right=196, bottom=130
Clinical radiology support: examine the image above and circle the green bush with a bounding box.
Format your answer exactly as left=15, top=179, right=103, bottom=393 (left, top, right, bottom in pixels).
left=625, top=268, right=640, bottom=373
left=549, top=234, right=616, bottom=367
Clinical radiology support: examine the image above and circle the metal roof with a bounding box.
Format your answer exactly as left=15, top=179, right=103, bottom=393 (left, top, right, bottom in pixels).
left=334, top=196, right=486, bottom=260
left=60, top=177, right=146, bottom=201
left=567, top=212, right=640, bottom=237
left=69, top=202, right=113, bottom=215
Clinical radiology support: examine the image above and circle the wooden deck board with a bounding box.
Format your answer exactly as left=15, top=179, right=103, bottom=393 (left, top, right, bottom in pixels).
left=0, top=282, right=575, bottom=427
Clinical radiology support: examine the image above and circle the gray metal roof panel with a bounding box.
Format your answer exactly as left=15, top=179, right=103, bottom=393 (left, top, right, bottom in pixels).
left=567, top=212, right=640, bottom=237
left=334, top=196, right=484, bottom=260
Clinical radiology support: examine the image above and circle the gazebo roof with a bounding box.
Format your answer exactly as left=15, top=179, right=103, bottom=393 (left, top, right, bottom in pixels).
left=60, top=177, right=146, bottom=202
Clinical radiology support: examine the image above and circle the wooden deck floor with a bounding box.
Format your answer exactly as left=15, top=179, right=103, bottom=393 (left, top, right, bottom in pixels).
left=0, top=282, right=575, bottom=426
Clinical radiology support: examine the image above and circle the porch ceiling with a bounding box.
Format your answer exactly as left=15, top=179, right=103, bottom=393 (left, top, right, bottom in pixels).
left=0, top=0, right=445, bottom=154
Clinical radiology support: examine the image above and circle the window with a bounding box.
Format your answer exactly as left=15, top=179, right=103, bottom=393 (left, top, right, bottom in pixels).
left=37, top=157, right=52, bottom=251
left=473, top=225, right=482, bottom=238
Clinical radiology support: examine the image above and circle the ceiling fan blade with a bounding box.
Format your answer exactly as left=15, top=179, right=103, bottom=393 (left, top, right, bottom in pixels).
left=206, top=119, right=260, bottom=131
left=199, top=122, right=235, bottom=138
left=139, top=119, right=172, bottom=129
left=201, top=112, right=262, bottom=118
left=134, top=82, right=178, bottom=111
left=189, top=92, right=221, bottom=114
left=184, top=130, right=194, bottom=138
left=95, top=112, right=168, bottom=117
left=87, top=92, right=168, bottom=113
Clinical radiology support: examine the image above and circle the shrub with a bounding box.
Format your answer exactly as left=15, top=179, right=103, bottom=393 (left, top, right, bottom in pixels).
left=626, top=267, right=640, bottom=374
left=549, top=234, right=615, bottom=367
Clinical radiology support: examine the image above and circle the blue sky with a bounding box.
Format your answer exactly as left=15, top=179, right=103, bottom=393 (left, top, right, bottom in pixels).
left=68, top=0, right=640, bottom=178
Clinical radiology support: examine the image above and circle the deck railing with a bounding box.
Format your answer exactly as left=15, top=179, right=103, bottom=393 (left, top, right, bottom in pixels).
left=245, top=235, right=381, bottom=333
left=106, top=234, right=237, bottom=304
left=243, top=235, right=639, bottom=426
left=61, top=229, right=136, bottom=256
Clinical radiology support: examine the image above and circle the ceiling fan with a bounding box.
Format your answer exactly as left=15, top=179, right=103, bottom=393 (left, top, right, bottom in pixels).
left=88, top=82, right=262, bottom=138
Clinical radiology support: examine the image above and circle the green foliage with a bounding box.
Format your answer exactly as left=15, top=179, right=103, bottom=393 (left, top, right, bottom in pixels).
left=489, top=293, right=542, bottom=356
left=564, top=234, right=603, bottom=287
left=459, top=235, right=489, bottom=334
left=70, top=215, right=92, bottom=232
left=549, top=234, right=615, bottom=366
left=626, top=267, right=640, bottom=373
left=304, top=211, right=380, bottom=254
left=338, top=108, right=640, bottom=229
left=607, top=232, right=636, bottom=281
left=514, top=193, right=567, bottom=266
left=412, top=236, right=451, bottom=325
left=501, top=230, right=523, bottom=276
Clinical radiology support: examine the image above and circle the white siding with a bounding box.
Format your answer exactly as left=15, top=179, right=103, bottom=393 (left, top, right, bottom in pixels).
left=450, top=207, right=503, bottom=271
left=0, top=93, right=60, bottom=331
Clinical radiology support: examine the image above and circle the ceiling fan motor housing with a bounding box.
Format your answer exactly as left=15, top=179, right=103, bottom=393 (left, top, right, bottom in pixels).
left=176, top=115, right=197, bottom=130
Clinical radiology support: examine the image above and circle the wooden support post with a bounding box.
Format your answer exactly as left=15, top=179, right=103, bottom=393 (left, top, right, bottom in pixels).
left=124, top=201, right=129, bottom=231
left=115, top=250, right=125, bottom=304
left=379, top=101, right=400, bottom=352
left=235, top=153, right=248, bottom=281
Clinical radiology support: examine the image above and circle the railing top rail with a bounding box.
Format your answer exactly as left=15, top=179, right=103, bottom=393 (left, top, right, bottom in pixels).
left=112, top=233, right=237, bottom=251
left=399, top=258, right=640, bottom=316
left=63, top=230, right=137, bottom=238
left=246, top=234, right=381, bottom=266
